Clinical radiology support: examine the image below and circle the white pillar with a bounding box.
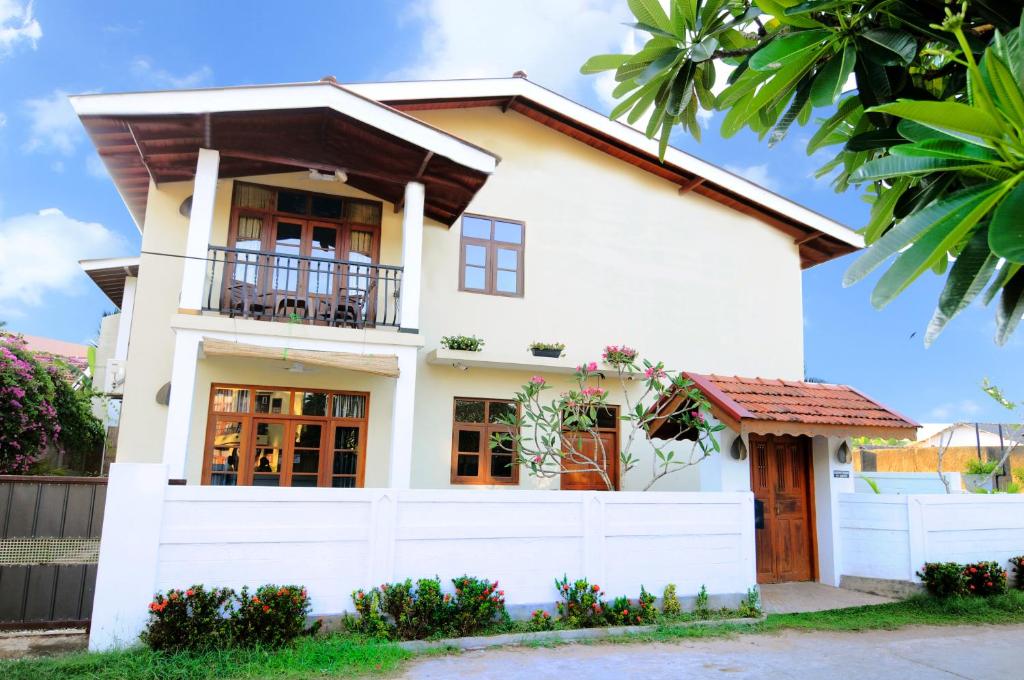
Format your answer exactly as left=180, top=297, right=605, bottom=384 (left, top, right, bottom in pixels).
left=114, top=276, right=137, bottom=361
left=89, top=463, right=169, bottom=651
left=387, top=346, right=418, bottom=488
left=813, top=435, right=854, bottom=586
left=399, top=181, right=424, bottom=332
left=179, top=148, right=220, bottom=312
left=161, top=331, right=201, bottom=480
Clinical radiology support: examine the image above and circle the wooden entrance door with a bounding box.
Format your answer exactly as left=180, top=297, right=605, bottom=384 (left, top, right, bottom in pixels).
left=750, top=434, right=815, bottom=583
left=560, top=405, right=619, bottom=491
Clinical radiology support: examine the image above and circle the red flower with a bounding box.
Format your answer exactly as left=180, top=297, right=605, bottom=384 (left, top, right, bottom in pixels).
left=263, top=605, right=270, bottom=613
left=169, top=592, right=179, bottom=600
left=498, top=590, right=505, bottom=596
left=253, top=597, right=261, bottom=604
left=591, top=584, right=600, bottom=592
left=562, top=584, right=570, bottom=591
left=186, top=589, right=195, bottom=597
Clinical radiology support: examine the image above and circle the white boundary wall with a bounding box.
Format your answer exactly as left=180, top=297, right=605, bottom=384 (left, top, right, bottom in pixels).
left=839, top=493, right=1024, bottom=582
left=90, top=463, right=757, bottom=650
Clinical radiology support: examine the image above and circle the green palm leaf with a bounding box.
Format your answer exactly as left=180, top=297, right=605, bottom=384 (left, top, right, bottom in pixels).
left=850, top=155, right=979, bottom=182
left=988, top=180, right=1024, bottom=263
left=924, top=226, right=1000, bottom=346
left=869, top=100, right=1006, bottom=144
left=810, top=43, right=855, bottom=107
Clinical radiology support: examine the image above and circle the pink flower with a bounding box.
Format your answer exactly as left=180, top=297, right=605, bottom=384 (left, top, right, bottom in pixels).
left=644, top=366, right=666, bottom=380
left=587, top=361, right=598, bottom=372
left=530, top=375, right=545, bottom=385
left=581, top=386, right=606, bottom=399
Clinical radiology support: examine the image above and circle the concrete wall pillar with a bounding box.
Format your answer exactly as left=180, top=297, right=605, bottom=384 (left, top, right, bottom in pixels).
left=399, top=181, right=424, bottom=333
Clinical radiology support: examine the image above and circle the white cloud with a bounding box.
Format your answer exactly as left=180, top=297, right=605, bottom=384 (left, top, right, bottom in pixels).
left=929, top=399, right=982, bottom=420
left=0, top=0, right=41, bottom=58
left=0, top=111, right=6, bottom=127
left=394, top=0, right=630, bottom=100
left=724, top=163, right=780, bottom=191
left=0, top=208, right=128, bottom=308
left=85, top=153, right=108, bottom=179
left=22, top=89, right=80, bottom=155
left=131, top=57, right=212, bottom=88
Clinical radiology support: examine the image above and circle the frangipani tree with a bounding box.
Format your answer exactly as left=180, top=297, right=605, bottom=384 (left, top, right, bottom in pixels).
left=493, top=345, right=724, bottom=491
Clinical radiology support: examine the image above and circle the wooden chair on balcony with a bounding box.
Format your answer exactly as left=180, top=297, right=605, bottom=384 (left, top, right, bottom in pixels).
left=226, top=282, right=269, bottom=320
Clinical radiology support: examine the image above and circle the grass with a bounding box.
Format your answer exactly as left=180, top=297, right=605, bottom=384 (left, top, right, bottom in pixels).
left=5, top=591, right=1024, bottom=679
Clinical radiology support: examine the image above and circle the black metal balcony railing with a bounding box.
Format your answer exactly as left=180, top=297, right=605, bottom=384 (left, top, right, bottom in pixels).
left=203, top=246, right=403, bottom=328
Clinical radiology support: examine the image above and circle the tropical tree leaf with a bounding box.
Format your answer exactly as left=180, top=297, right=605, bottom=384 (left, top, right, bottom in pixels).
left=989, top=180, right=1024, bottom=263
left=890, top=139, right=1000, bottom=161
left=754, top=0, right=824, bottom=28
left=924, top=226, right=1000, bottom=346
left=749, top=29, right=831, bottom=71
left=871, top=183, right=1008, bottom=307
left=858, top=29, right=918, bottom=66
left=995, top=269, right=1024, bottom=345
left=769, top=77, right=811, bottom=146
left=870, top=100, right=1006, bottom=143
left=845, top=127, right=905, bottom=151
left=806, top=95, right=861, bottom=153
left=982, top=53, right=1024, bottom=130
left=580, top=54, right=629, bottom=74
left=810, top=43, right=855, bottom=107
left=863, top=178, right=910, bottom=244
left=845, top=183, right=1002, bottom=286
left=850, top=155, right=979, bottom=182
left=628, top=0, right=672, bottom=33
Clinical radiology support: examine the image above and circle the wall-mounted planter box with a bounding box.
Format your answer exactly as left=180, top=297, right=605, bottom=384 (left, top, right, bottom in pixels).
left=530, top=348, right=563, bottom=358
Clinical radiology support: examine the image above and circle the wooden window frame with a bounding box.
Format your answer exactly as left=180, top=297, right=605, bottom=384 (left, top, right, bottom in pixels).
left=458, top=213, right=525, bottom=297
left=201, top=383, right=370, bottom=488
left=450, top=397, right=520, bottom=485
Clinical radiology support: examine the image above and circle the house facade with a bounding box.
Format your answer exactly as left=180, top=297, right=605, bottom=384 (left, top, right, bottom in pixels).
left=74, top=76, right=921, bottom=648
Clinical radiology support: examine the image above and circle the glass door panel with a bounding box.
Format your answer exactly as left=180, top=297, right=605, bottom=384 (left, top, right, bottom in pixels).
left=291, top=423, right=323, bottom=487
left=252, top=420, right=286, bottom=486
left=308, top=225, right=339, bottom=297
left=341, top=229, right=376, bottom=326
left=208, top=418, right=245, bottom=486
left=331, top=425, right=362, bottom=487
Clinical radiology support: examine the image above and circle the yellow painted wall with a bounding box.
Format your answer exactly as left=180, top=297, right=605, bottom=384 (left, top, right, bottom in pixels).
left=116, top=105, right=806, bottom=492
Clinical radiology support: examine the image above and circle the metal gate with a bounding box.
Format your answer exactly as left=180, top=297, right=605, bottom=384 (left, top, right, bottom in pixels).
left=0, top=476, right=106, bottom=629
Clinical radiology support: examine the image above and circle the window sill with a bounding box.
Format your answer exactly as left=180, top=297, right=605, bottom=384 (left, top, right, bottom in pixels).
left=427, top=348, right=578, bottom=374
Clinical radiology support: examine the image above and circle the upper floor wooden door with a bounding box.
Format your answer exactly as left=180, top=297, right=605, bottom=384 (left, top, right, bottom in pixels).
left=750, top=434, right=815, bottom=583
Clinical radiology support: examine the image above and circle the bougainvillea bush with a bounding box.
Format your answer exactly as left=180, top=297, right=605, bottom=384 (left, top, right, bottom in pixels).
left=0, top=333, right=60, bottom=474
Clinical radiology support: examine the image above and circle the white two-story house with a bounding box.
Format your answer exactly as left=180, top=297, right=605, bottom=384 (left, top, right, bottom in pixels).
left=74, top=76, right=918, bottom=648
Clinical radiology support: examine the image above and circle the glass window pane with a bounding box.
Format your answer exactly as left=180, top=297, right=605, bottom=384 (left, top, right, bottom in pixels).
left=209, top=419, right=243, bottom=474
left=596, top=407, right=617, bottom=429
left=457, top=429, right=481, bottom=453
left=462, top=216, right=491, bottom=239
left=210, top=472, right=237, bottom=486
left=334, top=426, right=360, bottom=451
left=292, top=449, right=319, bottom=474
left=332, top=476, right=356, bottom=488
left=465, top=244, right=486, bottom=267
left=496, top=248, right=518, bottom=270
left=493, top=221, right=522, bottom=244
left=277, top=190, right=308, bottom=215
left=311, top=195, right=343, bottom=219
left=273, top=222, right=302, bottom=292
left=349, top=230, right=374, bottom=258
left=332, top=394, right=367, bottom=419
left=294, top=423, right=322, bottom=448
left=490, top=454, right=513, bottom=478
left=253, top=474, right=280, bottom=487
left=290, top=475, right=318, bottom=488
left=333, top=451, right=358, bottom=475
left=457, top=454, right=479, bottom=477
left=255, top=390, right=290, bottom=414
left=454, top=399, right=485, bottom=423
left=488, top=401, right=516, bottom=424
left=234, top=184, right=273, bottom=210
left=253, top=422, right=284, bottom=484
left=212, top=388, right=249, bottom=413
left=464, top=266, right=486, bottom=290
left=294, top=392, right=328, bottom=417
left=496, top=270, right=518, bottom=293
left=345, top=201, right=382, bottom=226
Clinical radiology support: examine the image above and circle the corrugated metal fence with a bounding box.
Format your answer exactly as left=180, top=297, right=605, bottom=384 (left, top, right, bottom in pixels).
left=0, top=476, right=106, bottom=629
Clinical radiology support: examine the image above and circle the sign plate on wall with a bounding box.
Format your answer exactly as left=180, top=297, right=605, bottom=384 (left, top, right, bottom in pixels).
left=833, top=470, right=850, bottom=478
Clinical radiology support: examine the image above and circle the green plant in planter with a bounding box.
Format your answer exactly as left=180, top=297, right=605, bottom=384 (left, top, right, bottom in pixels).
left=661, top=583, right=681, bottom=616
left=440, top=335, right=485, bottom=352
left=527, top=341, right=566, bottom=357
left=964, top=459, right=1001, bottom=475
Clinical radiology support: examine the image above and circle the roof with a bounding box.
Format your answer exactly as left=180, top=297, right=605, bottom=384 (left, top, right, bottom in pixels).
left=650, top=373, right=919, bottom=440
left=347, top=77, right=864, bottom=268
left=69, top=80, right=500, bottom=229
left=80, top=256, right=139, bottom=308
left=19, top=334, right=90, bottom=361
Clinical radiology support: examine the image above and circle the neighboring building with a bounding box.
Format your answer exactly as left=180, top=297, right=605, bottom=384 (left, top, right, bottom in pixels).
left=20, top=334, right=90, bottom=373
left=914, top=422, right=1023, bottom=449
left=71, top=74, right=918, bottom=639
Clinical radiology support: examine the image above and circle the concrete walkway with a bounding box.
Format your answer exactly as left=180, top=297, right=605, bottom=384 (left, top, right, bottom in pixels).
left=399, top=624, right=1024, bottom=679
left=760, top=582, right=894, bottom=613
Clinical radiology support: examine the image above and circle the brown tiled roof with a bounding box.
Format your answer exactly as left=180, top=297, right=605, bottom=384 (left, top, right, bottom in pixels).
left=687, top=373, right=919, bottom=432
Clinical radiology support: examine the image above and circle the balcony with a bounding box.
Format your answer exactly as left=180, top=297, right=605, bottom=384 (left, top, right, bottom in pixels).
left=202, top=246, right=404, bottom=328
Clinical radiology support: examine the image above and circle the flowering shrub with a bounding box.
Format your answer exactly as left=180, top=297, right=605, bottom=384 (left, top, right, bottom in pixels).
left=140, top=585, right=235, bottom=652
left=450, top=575, right=508, bottom=636
left=918, top=562, right=967, bottom=598
left=231, top=584, right=315, bottom=648
left=661, top=583, right=681, bottom=616
left=1011, top=556, right=1024, bottom=590
left=554, top=575, right=606, bottom=628
left=529, top=609, right=554, bottom=631
left=350, top=587, right=390, bottom=639
left=0, top=334, right=59, bottom=474
left=605, top=588, right=656, bottom=626
left=601, top=344, right=637, bottom=366
left=963, top=561, right=1007, bottom=597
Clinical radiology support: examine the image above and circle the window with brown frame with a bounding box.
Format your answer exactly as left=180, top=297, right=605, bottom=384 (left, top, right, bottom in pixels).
left=202, top=384, right=369, bottom=488
left=459, top=214, right=524, bottom=297
left=450, top=398, right=519, bottom=485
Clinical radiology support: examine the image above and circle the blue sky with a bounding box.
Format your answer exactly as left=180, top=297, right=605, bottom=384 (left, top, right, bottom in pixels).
left=0, top=0, right=1021, bottom=423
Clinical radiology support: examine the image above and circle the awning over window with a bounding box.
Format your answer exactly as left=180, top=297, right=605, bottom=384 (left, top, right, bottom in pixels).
left=201, top=337, right=399, bottom=378
left=649, top=373, right=919, bottom=441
